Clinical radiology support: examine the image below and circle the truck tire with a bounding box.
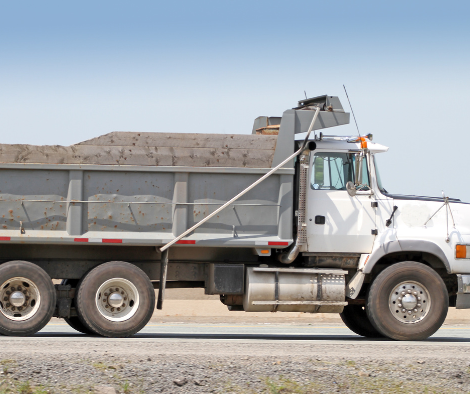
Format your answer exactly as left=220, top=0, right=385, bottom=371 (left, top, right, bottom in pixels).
left=76, top=261, right=155, bottom=337
left=0, top=261, right=56, bottom=336
left=340, top=305, right=384, bottom=338
left=64, top=315, right=95, bottom=335
left=61, top=280, right=95, bottom=335
left=366, top=261, right=448, bottom=341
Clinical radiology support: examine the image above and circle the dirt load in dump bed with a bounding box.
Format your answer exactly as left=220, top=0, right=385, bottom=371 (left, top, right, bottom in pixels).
left=0, top=132, right=278, bottom=168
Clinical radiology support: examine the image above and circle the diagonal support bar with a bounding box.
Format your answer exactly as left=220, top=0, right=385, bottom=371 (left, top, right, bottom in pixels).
left=159, top=107, right=321, bottom=253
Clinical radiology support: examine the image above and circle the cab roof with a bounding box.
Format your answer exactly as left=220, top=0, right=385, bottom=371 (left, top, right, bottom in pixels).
left=295, top=134, right=389, bottom=153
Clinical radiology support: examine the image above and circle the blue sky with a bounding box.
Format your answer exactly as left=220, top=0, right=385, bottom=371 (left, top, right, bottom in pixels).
left=1, top=1, right=469, bottom=200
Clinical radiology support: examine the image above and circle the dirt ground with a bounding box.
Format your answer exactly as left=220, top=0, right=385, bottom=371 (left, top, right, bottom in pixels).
left=151, top=288, right=470, bottom=325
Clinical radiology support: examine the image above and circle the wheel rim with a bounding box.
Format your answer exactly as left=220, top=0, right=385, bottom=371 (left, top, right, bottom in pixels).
left=0, top=277, right=41, bottom=321
left=95, top=278, right=140, bottom=322
left=389, top=281, right=431, bottom=324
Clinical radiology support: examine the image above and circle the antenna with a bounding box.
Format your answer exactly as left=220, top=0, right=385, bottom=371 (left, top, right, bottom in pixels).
left=343, top=85, right=361, bottom=138
left=304, top=90, right=307, bottom=99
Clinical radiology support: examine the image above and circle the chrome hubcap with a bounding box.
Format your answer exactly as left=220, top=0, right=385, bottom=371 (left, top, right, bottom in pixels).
left=401, top=293, right=417, bottom=310
left=108, top=292, right=124, bottom=308
left=389, top=281, right=430, bottom=324
left=9, top=291, right=26, bottom=307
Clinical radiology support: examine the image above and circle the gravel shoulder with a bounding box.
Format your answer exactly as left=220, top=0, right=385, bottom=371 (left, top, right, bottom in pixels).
left=2, top=329, right=470, bottom=394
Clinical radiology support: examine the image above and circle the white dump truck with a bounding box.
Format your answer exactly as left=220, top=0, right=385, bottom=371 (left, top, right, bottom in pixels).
left=0, top=94, right=468, bottom=340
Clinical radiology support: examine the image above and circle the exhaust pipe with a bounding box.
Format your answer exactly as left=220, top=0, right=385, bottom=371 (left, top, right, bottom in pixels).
left=277, top=239, right=300, bottom=265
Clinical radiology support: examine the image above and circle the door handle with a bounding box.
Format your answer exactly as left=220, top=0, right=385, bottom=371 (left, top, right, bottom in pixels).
left=315, top=216, right=325, bottom=225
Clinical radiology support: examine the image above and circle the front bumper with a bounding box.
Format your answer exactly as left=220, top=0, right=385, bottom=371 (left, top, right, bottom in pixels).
left=456, top=275, right=470, bottom=309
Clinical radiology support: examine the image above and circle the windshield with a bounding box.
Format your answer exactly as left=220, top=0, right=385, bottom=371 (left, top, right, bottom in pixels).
left=373, top=155, right=387, bottom=193
left=311, top=152, right=370, bottom=191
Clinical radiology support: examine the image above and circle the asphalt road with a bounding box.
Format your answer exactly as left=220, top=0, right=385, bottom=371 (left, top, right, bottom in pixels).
left=42, top=320, right=470, bottom=340
left=2, top=320, right=470, bottom=348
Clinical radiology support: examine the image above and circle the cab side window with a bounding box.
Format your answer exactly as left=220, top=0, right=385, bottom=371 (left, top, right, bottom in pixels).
left=311, top=152, right=370, bottom=191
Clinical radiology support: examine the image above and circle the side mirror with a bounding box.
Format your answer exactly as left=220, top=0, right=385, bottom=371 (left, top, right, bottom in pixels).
left=354, top=153, right=363, bottom=185
left=346, top=181, right=356, bottom=197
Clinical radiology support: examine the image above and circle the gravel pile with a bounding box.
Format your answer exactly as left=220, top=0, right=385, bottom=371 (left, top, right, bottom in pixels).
left=1, top=352, right=469, bottom=393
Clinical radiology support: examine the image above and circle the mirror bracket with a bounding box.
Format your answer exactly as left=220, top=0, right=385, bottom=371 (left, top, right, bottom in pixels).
left=346, top=181, right=357, bottom=197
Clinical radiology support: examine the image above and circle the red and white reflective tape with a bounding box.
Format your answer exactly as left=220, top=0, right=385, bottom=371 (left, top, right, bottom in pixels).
left=173, top=240, right=287, bottom=246
left=0, top=236, right=289, bottom=246
left=255, top=241, right=289, bottom=246
left=74, top=238, right=122, bottom=243
left=73, top=238, right=196, bottom=244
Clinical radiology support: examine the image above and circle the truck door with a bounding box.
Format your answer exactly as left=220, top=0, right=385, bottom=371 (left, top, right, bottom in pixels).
left=306, top=151, right=377, bottom=253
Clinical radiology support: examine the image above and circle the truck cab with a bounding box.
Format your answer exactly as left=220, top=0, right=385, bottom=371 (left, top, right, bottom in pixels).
left=246, top=96, right=469, bottom=340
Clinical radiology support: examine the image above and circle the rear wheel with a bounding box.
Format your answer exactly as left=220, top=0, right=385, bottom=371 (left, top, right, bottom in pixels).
left=340, top=304, right=384, bottom=338
left=0, top=261, right=56, bottom=336
left=76, top=261, right=155, bottom=337
left=61, top=280, right=95, bottom=335
left=64, top=315, right=94, bottom=334
left=366, top=261, right=448, bottom=341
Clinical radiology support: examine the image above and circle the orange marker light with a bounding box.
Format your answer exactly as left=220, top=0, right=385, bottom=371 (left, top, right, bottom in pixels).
left=360, top=137, right=368, bottom=149
left=456, top=245, right=467, bottom=259
left=260, top=249, right=270, bottom=254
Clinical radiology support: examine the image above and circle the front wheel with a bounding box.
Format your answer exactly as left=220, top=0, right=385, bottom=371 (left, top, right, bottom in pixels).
left=366, top=261, right=448, bottom=341
left=76, top=261, right=155, bottom=337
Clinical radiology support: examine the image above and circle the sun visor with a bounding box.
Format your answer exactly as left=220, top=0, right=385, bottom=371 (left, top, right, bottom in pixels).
left=293, top=95, right=350, bottom=134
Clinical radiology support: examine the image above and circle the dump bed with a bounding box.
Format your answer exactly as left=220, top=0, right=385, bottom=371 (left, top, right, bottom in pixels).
left=0, top=132, right=294, bottom=248
left=0, top=95, right=350, bottom=250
